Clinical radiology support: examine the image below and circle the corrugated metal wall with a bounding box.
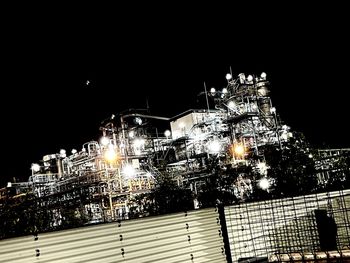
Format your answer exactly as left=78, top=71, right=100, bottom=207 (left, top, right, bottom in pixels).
left=224, top=190, right=350, bottom=262
left=0, top=208, right=227, bottom=263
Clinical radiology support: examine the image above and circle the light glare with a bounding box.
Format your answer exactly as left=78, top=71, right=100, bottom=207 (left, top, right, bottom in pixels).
left=123, top=164, right=135, bottom=177
left=164, top=130, right=171, bottom=137
left=258, top=177, right=270, bottom=190
left=208, top=140, right=221, bottom=153
left=100, top=136, right=109, bottom=146
left=31, top=163, right=41, bottom=172
left=134, top=138, right=145, bottom=147
left=228, top=101, right=236, bottom=110
left=234, top=144, right=245, bottom=156
left=105, top=148, right=117, bottom=162
left=59, top=149, right=66, bottom=158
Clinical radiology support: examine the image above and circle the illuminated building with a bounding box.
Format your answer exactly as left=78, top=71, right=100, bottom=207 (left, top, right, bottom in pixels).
left=3, top=72, right=345, bottom=225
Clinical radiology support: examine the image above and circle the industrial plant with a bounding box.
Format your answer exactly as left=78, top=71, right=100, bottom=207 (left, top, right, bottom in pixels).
left=1, top=72, right=349, bottom=227
left=1, top=72, right=350, bottom=263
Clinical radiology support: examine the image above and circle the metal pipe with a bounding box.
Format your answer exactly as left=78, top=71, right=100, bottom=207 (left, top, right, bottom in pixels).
left=108, top=183, right=114, bottom=221
left=120, top=113, right=170, bottom=121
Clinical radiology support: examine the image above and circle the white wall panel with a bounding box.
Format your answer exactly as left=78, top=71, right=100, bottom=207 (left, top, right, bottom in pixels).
left=0, top=208, right=227, bottom=263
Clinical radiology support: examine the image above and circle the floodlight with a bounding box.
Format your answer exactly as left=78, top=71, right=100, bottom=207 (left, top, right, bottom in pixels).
left=258, top=177, right=270, bottom=190
left=164, top=130, right=171, bottom=137
left=31, top=163, right=41, bottom=172
left=100, top=136, right=110, bottom=146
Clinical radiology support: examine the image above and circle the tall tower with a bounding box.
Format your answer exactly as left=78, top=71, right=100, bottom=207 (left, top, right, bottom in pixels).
left=211, top=72, right=290, bottom=163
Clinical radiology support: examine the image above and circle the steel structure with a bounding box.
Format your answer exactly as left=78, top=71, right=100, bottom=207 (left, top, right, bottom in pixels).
left=0, top=72, right=311, bottom=225
left=25, top=109, right=171, bottom=223
left=315, top=148, right=350, bottom=186
left=220, top=72, right=284, bottom=155
left=2, top=72, right=350, bottom=262
left=161, top=72, right=289, bottom=199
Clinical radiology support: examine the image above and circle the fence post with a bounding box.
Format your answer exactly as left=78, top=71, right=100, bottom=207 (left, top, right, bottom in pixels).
left=218, top=204, right=233, bottom=263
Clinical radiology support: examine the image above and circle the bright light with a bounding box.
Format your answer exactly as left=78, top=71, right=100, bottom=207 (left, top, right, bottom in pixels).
left=247, top=75, right=253, bottom=82
left=282, top=125, right=289, bottom=130
left=210, top=87, right=216, bottom=94
left=257, top=162, right=267, bottom=170
left=281, top=132, right=288, bottom=141
left=145, top=172, right=153, bottom=178
left=233, top=144, right=245, bottom=156
left=238, top=73, right=246, bottom=84
left=105, top=148, right=117, bottom=162
left=164, top=130, right=171, bottom=137
left=225, top=73, right=232, bottom=80
left=133, top=138, right=145, bottom=148
left=270, top=107, right=276, bottom=114
left=100, top=136, right=109, bottom=146
left=133, top=139, right=145, bottom=155
left=257, top=162, right=268, bottom=176
left=135, top=117, right=142, bottom=125
left=129, top=131, right=135, bottom=138
left=227, top=101, right=236, bottom=110
left=260, top=72, right=267, bottom=79
left=222, top=88, right=228, bottom=94
left=208, top=140, right=221, bottom=153
left=71, top=149, right=77, bottom=154
left=308, top=154, right=313, bottom=158
left=60, top=151, right=67, bottom=158
left=122, top=164, right=135, bottom=177
left=258, top=177, right=270, bottom=190
left=31, top=163, right=41, bottom=172
left=59, top=149, right=66, bottom=158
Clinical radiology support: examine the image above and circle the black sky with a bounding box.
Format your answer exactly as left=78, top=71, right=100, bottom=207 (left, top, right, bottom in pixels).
left=1, top=6, right=349, bottom=186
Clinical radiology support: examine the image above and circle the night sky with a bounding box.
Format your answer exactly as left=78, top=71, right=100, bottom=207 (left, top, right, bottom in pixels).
left=1, top=6, right=349, bottom=186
